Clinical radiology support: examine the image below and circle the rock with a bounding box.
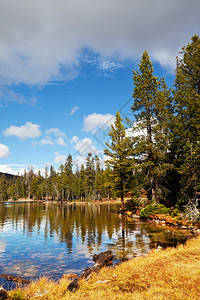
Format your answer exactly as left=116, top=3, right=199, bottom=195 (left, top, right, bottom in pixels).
left=96, top=280, right=110, bottom=284
left=33, top=290, right=49, bottom=298
left=155, top=245, right=163, bottom=252
left=0, top=274, right=30, bottom=284
left=131, top=214, right=140, bottom=219
left=0, top=287, right=9, bottom=300
left=180, top=226, right=188, bottom=230
left=62, top=273, right=78, bottom=279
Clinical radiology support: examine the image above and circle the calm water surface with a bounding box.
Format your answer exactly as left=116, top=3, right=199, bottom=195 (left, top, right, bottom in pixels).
left=0, top=202, right=191, bottom=288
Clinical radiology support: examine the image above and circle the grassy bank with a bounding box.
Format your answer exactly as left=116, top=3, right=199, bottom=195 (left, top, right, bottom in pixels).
left=9, top=235, right=200, bottom=300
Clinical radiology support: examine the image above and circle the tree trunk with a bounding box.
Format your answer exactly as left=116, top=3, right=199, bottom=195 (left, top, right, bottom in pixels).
left=146, top=105, right=157, bottom=202
left=120, top=175, right=125, bottom=210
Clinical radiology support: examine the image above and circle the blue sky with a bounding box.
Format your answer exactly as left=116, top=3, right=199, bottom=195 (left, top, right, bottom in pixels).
left=0, top=0, right=200, bottom=175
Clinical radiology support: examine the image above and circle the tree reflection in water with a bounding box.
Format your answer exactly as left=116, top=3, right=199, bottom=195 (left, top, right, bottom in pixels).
left=0, top=202, right=191, bottom=282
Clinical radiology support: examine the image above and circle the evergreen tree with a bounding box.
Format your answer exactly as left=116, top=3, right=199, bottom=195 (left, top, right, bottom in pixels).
left=0, top=174, right=8, bottom=201
left=30, top=174, right=38, bottom=198
left=73, top=170, right=81, bottom=200
left=172, top=35, right=200, bottom=209
left=103, top=166, right=114, bottom=200
left=131, top=51, right=171, bottom=203
left=79, top=164, right=86, bottom=201
left=85, top=153, right=95, bottom=200
left=64, top=154, right=73, bottom=201
left=104, top=111, right=132, bottom=209
left=94, top=155, right=102, bottom=200
left=58, top=164, right=65, bottom=201
left=26, top=168, right=34, bottom=199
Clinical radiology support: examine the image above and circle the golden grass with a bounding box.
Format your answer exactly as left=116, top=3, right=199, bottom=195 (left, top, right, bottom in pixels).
left=10, top=236, right=200, bottom=299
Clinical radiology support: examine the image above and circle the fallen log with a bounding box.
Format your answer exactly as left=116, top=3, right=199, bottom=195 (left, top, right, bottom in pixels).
left=0, top=274, right=31, bottom=284
left=67, top=250, right=113, bottom=292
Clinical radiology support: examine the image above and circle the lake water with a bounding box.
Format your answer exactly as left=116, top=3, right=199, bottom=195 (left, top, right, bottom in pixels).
left=0, top=202, right=191, bottom=289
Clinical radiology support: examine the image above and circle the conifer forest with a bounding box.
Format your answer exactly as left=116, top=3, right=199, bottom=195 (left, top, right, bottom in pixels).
left=1, top=35, right=200, bottom=215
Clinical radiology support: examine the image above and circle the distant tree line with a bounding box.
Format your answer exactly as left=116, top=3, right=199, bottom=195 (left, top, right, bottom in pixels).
left=0, top=35, right=200, bottom=213
left=0, top=153, right=115, bottom=202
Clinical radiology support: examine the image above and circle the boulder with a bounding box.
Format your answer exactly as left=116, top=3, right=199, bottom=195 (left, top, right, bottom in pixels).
left=180, top=226, right=188, bottom=230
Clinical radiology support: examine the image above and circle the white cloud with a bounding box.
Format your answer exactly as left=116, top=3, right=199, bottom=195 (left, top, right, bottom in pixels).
left=70, top=135, right=101, bottom=155
left=0, top=143, right=10, bottom=158
left=70, top=106, right=79, bottom=115
left=38, top=137, right=53, bottom=145
left=56, top=137, right=66, bottom=146
left=98, top=60, right=123, bottom=74
left=0, top=163, right=48, bottom=176
left=0, top=164, right=24, bottom=175
left=54, top=152, right=67, bottom=164
left=3, top=122, right=42, bottom=140
left=33, top=130, right=66, bottom=146
left=0, top=0, right=199, bottom=86
left=73, top=153, right=106, bottom=169
left=73, top=155, right=86, bottom=168
left=125, top=126, right=147, bottom=138
left=45, top=128, right=66, bottom=137
left=0, top=89, right=38, bottom=106
left=1, top=89, right=26, bottom=104
left=83, top=113, right=115, bottom=134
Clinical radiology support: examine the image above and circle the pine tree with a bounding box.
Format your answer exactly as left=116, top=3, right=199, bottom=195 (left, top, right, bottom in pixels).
left=172, top=35, right=200, bottom=209
left=94, top=155, right=102, bottom=200
left=0, top=174, right=8, bottom=201
left=131, top=51, right=171, bottom=203
left=103, top=166, right=114, bottom=200
left=26, top=168, right=34, bottom=199
left=64, top=154, right=73, bottom=201
left=79, top=164, right=86, bottom=201
left=30, top=174, right=38, bottom=199
left=58, top=164, right=65, bottom=201
left=85, top=152, right=95, bottom=200
left=104, top=111, right=132, bottom=209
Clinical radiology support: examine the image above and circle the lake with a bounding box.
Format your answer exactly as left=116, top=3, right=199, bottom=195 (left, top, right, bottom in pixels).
left=0, top=202, right=191, bottom=289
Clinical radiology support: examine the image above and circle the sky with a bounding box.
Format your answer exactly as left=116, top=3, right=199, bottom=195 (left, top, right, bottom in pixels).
left=0, top=0, right=200, bottom=175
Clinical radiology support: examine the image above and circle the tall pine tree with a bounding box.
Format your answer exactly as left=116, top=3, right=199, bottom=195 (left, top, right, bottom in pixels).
left=172, top=35, right=200, bottom=210
left=131, top=51, right=171, bottom=203
left=104, top=111, right=132, bottom=209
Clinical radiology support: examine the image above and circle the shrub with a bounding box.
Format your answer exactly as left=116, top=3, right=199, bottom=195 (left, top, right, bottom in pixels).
left=140, top=204, right=170, bottom=219
left=171, top=208, right=180, bottom=217
left=125, top=198, right=140, bottom=212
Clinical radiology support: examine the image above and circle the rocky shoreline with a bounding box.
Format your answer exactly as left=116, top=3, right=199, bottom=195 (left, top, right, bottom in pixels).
left=123, top=210, right=200, bottom=234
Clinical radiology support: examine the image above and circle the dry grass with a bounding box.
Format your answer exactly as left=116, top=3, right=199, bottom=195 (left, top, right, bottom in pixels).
left=10, top=236, right=200, bottom=299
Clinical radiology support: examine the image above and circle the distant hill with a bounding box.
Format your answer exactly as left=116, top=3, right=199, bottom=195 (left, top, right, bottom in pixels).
left=0, top=172, right=16, bottom=179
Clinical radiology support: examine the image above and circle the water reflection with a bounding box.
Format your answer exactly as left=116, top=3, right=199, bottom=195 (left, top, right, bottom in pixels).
left=0, top=202, right=191, bottom=284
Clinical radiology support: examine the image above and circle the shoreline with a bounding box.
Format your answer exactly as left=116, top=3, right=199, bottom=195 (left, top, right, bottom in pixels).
left=1, top=198, right=122, bottom=205
left=9, top=235, right=200, bottom=299
left=2, top=199, right=200, bottom=232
